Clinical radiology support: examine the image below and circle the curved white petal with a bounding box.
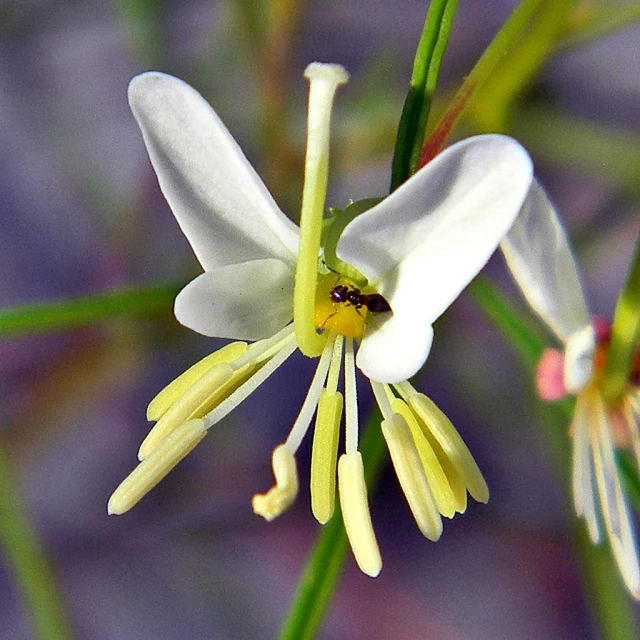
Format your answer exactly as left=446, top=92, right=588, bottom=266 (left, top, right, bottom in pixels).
left=174, top=259, right=294, bottom=340
left=129, top=72, right=299, bottom=269
left=357, top=313, right=434, bottom=383
left=500, top=179, right=592, bottom=343
left=338, top=135, right=532, bottom=380
left=338, top=135, right=533, bottom=330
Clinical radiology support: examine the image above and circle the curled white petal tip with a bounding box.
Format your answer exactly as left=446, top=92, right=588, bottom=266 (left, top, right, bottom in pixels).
left=304, top=62, right=349, bottom=85
left=252, top=445, right=299, bottom=521
left=564, top=325, right=596, bottom=393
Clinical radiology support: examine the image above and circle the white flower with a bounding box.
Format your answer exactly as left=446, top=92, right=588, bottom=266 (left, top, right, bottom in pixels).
left=501, top=181, right=640, bottom=598
left=109, top=64, right=534, bottom=577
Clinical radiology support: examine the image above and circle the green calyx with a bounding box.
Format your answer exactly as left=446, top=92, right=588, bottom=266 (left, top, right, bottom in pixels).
left=321, top=197, right=382, bottom=285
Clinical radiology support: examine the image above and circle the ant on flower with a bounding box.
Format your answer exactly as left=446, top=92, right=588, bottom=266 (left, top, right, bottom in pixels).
left=329, top=283, right=392, bottom=314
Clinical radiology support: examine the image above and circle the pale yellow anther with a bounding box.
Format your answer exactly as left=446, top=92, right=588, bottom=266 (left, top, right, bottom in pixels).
left=252, top=445, right=299, bottom=522
left=147, top=342, right=248, bottom=421
left=403, top=389, right=489, bottom=504
left=338, top=452, right=382, bottom=577
left=139, top=361, right=256, bottom=461
left=381, top=414, right=443, bottom=541
left=311, top=389, right=343, bottom=524
left=391, top=397, right=462, bottom=517
left=108, top=418, right=206, bottom=515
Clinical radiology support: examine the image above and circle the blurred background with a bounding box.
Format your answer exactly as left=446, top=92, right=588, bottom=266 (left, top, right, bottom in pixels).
left=1, top=0, right=640, bottom=638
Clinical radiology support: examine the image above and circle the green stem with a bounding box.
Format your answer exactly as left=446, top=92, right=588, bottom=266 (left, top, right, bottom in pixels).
left=469, top=0, right=574, bottom=133
left=277, top=411, right=387, bottom=640
left=419, top=0, right=544, bottom=165
left=574, top=525, right=639, bottom=640
left=0, top=283, right=180, bottom=338
left=0, top=440, right=73, bottom=640
left=602, top=234, right=640, bottom=403
left=390, top=0, right=457, bottom=189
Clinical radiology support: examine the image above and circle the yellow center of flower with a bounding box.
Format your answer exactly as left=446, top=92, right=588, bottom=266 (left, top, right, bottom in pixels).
left=314, top=273, right=368, bottom=339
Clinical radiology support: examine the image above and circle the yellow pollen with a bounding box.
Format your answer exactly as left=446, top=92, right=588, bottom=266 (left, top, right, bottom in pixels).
left=314, top=273, right=368, bottom=339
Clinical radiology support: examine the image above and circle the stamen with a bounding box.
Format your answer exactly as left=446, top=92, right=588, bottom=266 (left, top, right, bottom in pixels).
left=139, top=361, right=252, bottom=460
left=389, top=396, right=462, bottom=518
left=294, top=63, right=349, bottom=358
left=572, top=393, right=600, bottom=542
left=590, top=393, right=640, bottom=597
left=232, top=323, right=296, bottom=370
left=381, top=413, right=442, bottom=540
left=108, top=419, right=206, bottom=515
left=311, top=334, right=345, bottom=523
left=202, top=333, right=297, bottom=429
left=285, top=334, right=336, bottom=453
left=344, top=337, right=359, bottom=455
left=147, top=341, right=248, bottom=421
left=395, top=381, right=489, bottom=504
left=338, top=452, right=381, bottom=577
left=252, top=444, right=299, bottom=521
left=370, top=380, right=393, bottom=421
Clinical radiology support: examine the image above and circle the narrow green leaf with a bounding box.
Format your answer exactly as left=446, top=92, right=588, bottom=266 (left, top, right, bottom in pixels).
left=0, top=283, right=181, bottom=338
left=390, top=0, right=457, bottom=189
left=469, top=0, right=574, bottom=133
left=603, top=234, right=640, bottom=403
left=277, top=411, right=387, bottom=640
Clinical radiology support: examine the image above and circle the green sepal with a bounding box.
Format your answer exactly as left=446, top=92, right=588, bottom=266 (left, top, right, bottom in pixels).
left=321, top=198, right=382, bottom=285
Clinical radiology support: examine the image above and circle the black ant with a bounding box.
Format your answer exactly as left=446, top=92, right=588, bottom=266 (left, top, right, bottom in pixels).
left=329, top=284, right=392, bottom=314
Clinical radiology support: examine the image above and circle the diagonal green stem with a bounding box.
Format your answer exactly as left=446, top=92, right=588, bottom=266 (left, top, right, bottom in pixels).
left=390, top=0, right=457, bottom=189
left=0, top=282, right=181, bottom=338
left=277, top=410, right=387, bottom=640
left=560, top=0, right=640, bottom=49
left=0, top=439, right=73, bottom=640
left=602, top=234, right=640, bottom=403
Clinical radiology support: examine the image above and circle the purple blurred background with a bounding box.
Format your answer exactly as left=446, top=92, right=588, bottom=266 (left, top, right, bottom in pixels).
left=1, top=1, right=639, bottom=638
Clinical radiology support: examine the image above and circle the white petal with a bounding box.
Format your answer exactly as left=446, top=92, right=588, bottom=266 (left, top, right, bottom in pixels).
left=174, top=259, right=294, bottom=340
left=500, top=180, right=592, bottom=343
left=129, top=72, right=299, bottom=269
left=357, top=313, right=433, bottom=383
left=564, top=326, right=596, bottom=394
left=338, top=136, right=532, bottom=381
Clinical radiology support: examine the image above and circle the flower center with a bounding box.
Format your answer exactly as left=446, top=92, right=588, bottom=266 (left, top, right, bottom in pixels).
left=314, top=273, right=377, bottom=339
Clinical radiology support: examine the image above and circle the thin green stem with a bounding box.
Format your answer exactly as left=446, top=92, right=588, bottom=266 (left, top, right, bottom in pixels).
left=574, top=525, right=639, bottom=640
left=0, top=283, right=180, bottom=338
left=420, top=0, right=544, bottom=165
left=390, top=0, right=457, bottom=189
left=0, top=440, right=73, bottom=640
left=603, top=234, right=640, bottom=403
left=277, top=410, right=387, bottom=640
